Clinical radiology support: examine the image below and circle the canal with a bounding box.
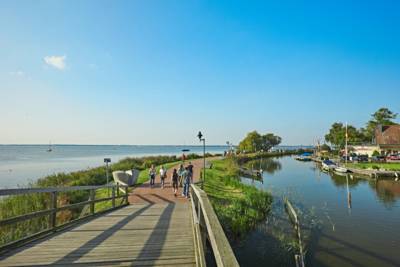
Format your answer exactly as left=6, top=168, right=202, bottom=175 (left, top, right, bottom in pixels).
left=235, top=156, right=400, bottom=267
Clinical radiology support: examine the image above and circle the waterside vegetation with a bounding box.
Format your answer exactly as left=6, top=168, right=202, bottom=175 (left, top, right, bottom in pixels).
left=203, top=158, right=272, bottom=239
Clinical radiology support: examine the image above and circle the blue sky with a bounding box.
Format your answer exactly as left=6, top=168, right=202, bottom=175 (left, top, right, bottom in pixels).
left=1, top=0, right=400, bottom=145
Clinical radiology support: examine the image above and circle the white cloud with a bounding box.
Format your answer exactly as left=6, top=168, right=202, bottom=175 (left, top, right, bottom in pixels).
left=44, top=55, right=66, bottom=70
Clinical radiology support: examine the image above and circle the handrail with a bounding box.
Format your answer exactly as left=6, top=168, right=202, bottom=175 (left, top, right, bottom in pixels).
left=190, top=184, right=239, bottom=267
left=0, top=184, right=129, bottom=252
left=0, top=185, right=118, bottom=196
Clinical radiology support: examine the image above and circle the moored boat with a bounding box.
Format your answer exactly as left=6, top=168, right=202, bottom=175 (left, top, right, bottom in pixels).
left=322, top=160, right=336, bottom=171
left=335, top=166, right=349, bottom=173
left=295, top=152, right=312, bottom=161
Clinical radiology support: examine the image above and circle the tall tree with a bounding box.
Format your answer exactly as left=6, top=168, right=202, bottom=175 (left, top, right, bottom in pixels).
left=238, top=131, right=282, bottom=152
left=261, top=133, right=282, bottom=151
left=238, top=131, right=262, bottom=152
left=325, top=123, right=365, bottom=149
left=364, top=107, right=398, bottom=141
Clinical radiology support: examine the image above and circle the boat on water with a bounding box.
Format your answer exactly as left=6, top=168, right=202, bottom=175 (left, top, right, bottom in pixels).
left=295, top=152, right=312, bottom=161
left=335, top=166, right=349, bottom=173
left=322, top=160, right=337, bottom=171
left=47, top=142, right=53, bottom=152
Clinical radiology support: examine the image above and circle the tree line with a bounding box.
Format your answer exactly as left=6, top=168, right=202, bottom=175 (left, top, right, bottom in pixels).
left=325, top=107, right=398, bottom=149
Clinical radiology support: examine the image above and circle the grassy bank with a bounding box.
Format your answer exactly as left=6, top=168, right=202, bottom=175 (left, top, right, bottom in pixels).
left=346, top=162, right=400, bottom=171
left=0, top=154, right=205, bottom=247
left=203, top=158, right=272, bottom=239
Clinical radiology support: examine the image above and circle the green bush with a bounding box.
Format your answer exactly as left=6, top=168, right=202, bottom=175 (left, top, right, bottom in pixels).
left=372, top=150, right=381, bottom=157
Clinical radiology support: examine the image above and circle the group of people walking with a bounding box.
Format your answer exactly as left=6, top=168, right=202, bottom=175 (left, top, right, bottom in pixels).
left=149, top=162, right=194, bottom=198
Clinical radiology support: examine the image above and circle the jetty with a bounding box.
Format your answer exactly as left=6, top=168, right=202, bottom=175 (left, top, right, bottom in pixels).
left=0, top=160, right=239, bottom=266
left=312, top=157, right=400, bottom=179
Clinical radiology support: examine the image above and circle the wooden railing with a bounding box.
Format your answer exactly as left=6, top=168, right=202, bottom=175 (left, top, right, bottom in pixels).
left=0, top=184, right=128, bottom=252
left=190, top=184, right=239, bottom=267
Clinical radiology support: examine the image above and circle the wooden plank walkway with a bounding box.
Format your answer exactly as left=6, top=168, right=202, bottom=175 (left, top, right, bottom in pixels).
left=0, top=159, right=206, bottom=267
left=0, top=203, right=195, bottom=266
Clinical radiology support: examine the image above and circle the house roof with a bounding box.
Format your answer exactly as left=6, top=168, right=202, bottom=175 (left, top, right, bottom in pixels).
left=375, top=125, right=400, bottom=145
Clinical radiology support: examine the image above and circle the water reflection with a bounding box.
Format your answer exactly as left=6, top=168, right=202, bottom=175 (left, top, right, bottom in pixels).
left=238, top=157, right=400, bottom=267
left=245, top=158, right=282, bottom=174
left=374, top=179, right=400, bottom=206
left=327, top=170, right=400, bottom=206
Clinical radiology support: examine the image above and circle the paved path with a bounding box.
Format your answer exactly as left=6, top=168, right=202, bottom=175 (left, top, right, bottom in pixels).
left=129, top=159, right=204, bottom=204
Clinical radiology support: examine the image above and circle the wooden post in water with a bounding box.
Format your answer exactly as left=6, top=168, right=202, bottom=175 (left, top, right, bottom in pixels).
left=50, top=191, right=57, bottom=230
left=284, top=197, right=305, bottom=267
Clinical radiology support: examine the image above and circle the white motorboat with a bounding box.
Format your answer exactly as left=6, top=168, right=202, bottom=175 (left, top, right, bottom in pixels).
left=335, top=166, right=348, bottom=173
left=322, top=160, right=337, bottom=171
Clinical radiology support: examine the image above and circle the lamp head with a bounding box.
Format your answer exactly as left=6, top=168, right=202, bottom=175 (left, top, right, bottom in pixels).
left=197, top=131, right=203, bottom=141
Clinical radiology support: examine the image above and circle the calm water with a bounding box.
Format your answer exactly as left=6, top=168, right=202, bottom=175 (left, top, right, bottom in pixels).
left=0, top=145, right=226, bottom=188
left=237, top=156, right=400, bottom=267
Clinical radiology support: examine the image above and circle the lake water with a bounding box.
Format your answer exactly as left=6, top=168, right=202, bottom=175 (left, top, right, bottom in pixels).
left=237, top=156, right=400, bottom=267
left=0, top=145, right=227, bottom=188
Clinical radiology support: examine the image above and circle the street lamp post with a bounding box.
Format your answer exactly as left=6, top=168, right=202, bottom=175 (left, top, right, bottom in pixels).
left=197, top=131, right=206, bottom=189
left=104, top=158, right=111, bottom=196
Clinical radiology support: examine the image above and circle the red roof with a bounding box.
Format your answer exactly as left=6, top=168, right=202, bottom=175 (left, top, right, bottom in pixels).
left=375, top=125, right=400, bottom=145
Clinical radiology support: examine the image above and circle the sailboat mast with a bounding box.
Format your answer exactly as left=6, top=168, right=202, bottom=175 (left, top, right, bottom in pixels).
left=345, top=122, right=348, bottom=165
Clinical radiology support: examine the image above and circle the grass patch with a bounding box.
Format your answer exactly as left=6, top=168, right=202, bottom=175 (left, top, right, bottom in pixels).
left=204, top=158, right=272, bottom=239
left=346, top=162, right=400, bottom=171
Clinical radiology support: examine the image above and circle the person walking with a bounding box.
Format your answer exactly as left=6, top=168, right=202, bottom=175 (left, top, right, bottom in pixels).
left=159, top=165, right=166, bottom=189
left=149, top=165, right=156, bottom=188
left=187, top=161, right=194, bottom=183
left=178, top=164, right=184, bottom=187
left=171, top=168, right=179, bottom=196
left=183, top=167, right=191, bottom=198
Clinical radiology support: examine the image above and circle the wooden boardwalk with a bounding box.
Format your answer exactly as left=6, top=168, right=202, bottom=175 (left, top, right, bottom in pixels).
left=0, top=202, right=195, bottom=266
left=0, top=160, right=204, bottom=267
left=0, top=158, right=239, bottom=267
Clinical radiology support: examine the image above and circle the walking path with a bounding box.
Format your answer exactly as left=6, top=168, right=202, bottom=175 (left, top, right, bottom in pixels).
left=129, top=159, right=204, bottom=204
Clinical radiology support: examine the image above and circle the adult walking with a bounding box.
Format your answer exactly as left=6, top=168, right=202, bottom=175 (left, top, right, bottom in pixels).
left=160, top=165, right=166, bottom=189
left=178, top=164, right=185, bottom=187
left=171, top=168, right=179, bottom=196
left=187, top=161, right=194, bottom=183
left=149, top=165, right=156, bottom=188
left=183, top=166, right=191, bottom=198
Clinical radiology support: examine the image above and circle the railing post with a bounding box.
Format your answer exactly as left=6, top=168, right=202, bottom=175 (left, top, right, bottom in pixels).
left=89, top=189, right=95, bottom=215
left=116, top=183, right=120, bottom=197
left=112, top=186, right=116, bottom=208
left=50, top=191, right=57, bottom=230
left=125, top=186, right=129, bottom=204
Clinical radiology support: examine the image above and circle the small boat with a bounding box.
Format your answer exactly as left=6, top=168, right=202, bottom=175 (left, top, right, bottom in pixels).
left=322, top=160, right=336, bottom=171
left=47, top=142, right=53, bottom=152
left=295, top=152, right=312, bottom=161
left=335, top=166, right=348, bottom=173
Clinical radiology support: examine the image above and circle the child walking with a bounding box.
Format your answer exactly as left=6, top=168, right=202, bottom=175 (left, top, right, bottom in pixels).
left=171, top=169, right=179, bottom=196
